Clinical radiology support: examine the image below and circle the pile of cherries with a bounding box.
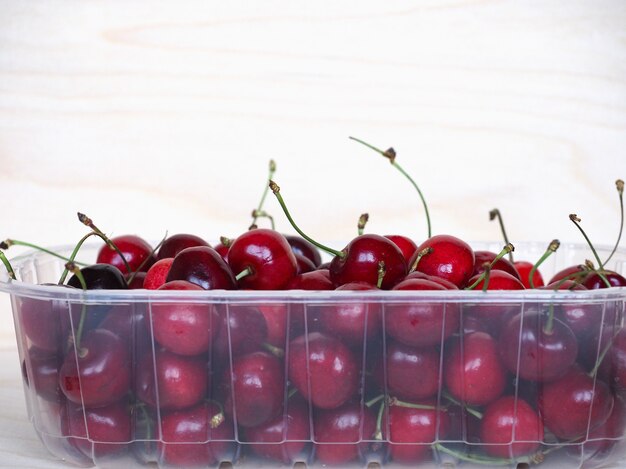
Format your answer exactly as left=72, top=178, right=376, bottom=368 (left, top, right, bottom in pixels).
left=3, top=150, right=626, bottom=467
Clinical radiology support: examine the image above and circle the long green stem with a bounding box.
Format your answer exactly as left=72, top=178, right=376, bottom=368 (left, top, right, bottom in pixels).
left=77, top=212, right=132, bottom=274
left=569, top=214, right=605, bottom=272
left=0, top=250, right=16, bottom=280
left=604, top=179, right=624, bottom=266
left=249, top=160, right=277, bottom=230
left=269, top=181, right=344, bottom=258
left=349, top=136, right=432, bottom=238
left=529, top=239, right=560, bottom=289
left=65, top=262, right=88, bottom=356
left=1, top=239, right=88, bottom=266
left=489, top=209, right=513, bottom=263
left=58, top=231, right=105, bottom=285
left=374, top=399, right=386, bottom=440
left=465, top=243, right=515, bottom=290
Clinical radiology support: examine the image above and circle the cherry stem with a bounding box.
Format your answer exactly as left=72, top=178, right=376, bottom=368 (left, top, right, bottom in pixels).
left=409, top=246, right=433, bottom=273
left=235, top=267, right=253, bottom=281
left=65, top=262, right=88, bottom=356
left=0, top=250, right=16, bottom=280
left=287, top=387, right=299, bottom=400
left=206, top=400, right=225, bottom=429
left=1, top=239, right=88, bottom=266
left=250, top=210, right=275, bottom=230
left=543, top=304, right=556, bottom=335
left=465, top=243, right=515, bottom=290
left=350, top=136, right=432, bottom=238
left=442, top=391, right=483, bottom=419
left=489, top=209, right=513, bottom=263
left=262, top=342, right=285, bottom=358
left=126, top=230, right=168, bottom=286
left=269, top=180, right=344, bottom=258
left=249, top=159, right=277, bottom=230
left=551, top=266, right=590, bottom=290
left=219, top=236, right=233, bottom=248
left=377, top=261, right=386, bottom=289
left=529, top=239, right=560, bottom=289
left=357, top=213, right=369, bottom=236
left=365, top=394, right=385, bottom=408
left=588, top=329, right=620, bottom=379
left=434, top=443, right=541, bottom=466
left=568, top=214, right=607, bottom=273
left=58, top=231, right=108, bottom=285
left=373, top=399, right=385, bottom=440
left=604, top=179, right=624, bottom=266
left=77, top=212, right=132, bottom=274
left=388, top=396, right=437, bottom=410
left=481, top=263, right=492, bottom=292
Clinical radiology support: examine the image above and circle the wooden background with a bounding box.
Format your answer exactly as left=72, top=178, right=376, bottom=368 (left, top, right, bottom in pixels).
left=0, top=1, right=625, bottom=466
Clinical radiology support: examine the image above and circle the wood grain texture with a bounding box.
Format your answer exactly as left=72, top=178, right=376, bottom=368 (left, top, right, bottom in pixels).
left=0, top=1, right=626, bottom=466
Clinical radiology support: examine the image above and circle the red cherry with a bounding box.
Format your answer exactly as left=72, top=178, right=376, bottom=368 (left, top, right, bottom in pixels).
left=444, top=332, right=506, bottom=407
left=59, top=329, right=130, bottom=407
left=583, top=270, right=626, bottom=289
left=479, top=396, right=543, bottom=458
left=158, top=402, right=235, bottom=466
left=548, top=264, right=587, bottom=285
left=135, top=349, right=207, bottom=410
left=499, top=310, right=578, bottom=382
left=244, top=397, right=311, bottom=463
left=98, top=305, right=150, bottom=348
left=385, top=400, right=450, bottom=463
left=466, top=269, right=525, bottom=291
left=228, top=229, right=298, bottom=290
left=151, top=280, right=219, bottom=356
left=285, top=234, right=322, bottom=267
left=514, top=260, right=544, bottom=288
left=288, top=332, right=359, bottom=409
left=473, top=250, right=521, bottom=280
left=157, top=233, right=210, bottom=260
left=166, top=246, right=236, bottom=290
left=330, top=234, right=407, bottom=289
left=285, top=270, right=334, bottom=290
left=144, top=258, right=173, bottom=290
left=385, top=234, right=418, bottom=263
left=222, top=351, right=284, bottom=428
left=23, top=347, right=61, bottom=402
left=213, top=305, right=268, bottom=361
left=294, top=253, right=316, bottom=274
left=18, top=294, right=66, bottom=352
left=411, top=234, right=475, bottom=288
left=539, top=367, right=614, bottom=439
left=385, top=278, right=459, bottom=347
left=96, top=234, right=155, bottom=274
left=313, top=402, right=376, bottom=465
left=404, top=271, right=458, bottom=289
left=125, top=271, right=146, bottom=289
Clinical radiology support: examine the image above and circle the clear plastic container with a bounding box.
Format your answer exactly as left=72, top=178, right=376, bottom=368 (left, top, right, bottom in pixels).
left=1, top=242, right=625, bottom=468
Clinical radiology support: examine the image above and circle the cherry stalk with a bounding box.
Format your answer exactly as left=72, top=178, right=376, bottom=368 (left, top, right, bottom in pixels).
left=465, top=243, right=514, bottom=290
left=488, top=209, right=513, bottom=263
left=0, top=249, right=16, bottom=280
left=77, top=212, right=132, bottom=274
left=357, top=213, right=369, bottom=236
left=529, top=239, right=560, bottom=289
left=569, top=214, right=611, bottom=288
left=249, top=159, right=277, bottom=230
left=1, top=239, right=87, bottom=266
left=604, top=178, right=624, bottom=266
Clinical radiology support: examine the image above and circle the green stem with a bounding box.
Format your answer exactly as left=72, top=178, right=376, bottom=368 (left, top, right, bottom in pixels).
left=388, top=397, right=438, bottom=410
left=589, top=329, right=619, bottom=379
left=465, top=243, right=515, bottom=290
left=442, top=390, right=483, bottom=420
left=77, top=212, right=132, bottom=274
left=1, top=239, right=88, bottom=266
left=249, top=159, right=276, bottom=230
left=365, top=394, right=385, bottom=408
left=65, top=262, right=88, bottom=355
left=357, top=213, right=369, bottom=236
left=235, top=267, right=253, bottom=281
left=350, top=136, right=431, bottom=238
left=551, top=267, right=589, bottom=290
left=569, top=214, right=605, bottom=272
left=604, top=179, right=624, bottom=266
left=529, top=239, right=560, bottom=289
left=0, top=250, right=16, bottom=280
left=58, top=231, right=103, bottom=285
left=543, top=304, right=555, bottom=335
left=409, top=246, right=433, bottom=273
left=374, top=399, right=386, bottom=440
left=262, top=342, right=285, bottom=358
left=251, top=210, right=275, bottom=230
left=377, top=261, right=386, bottom=289
left=137, top=403, right=153, bottom=440
left=269, top=181, right=344, bottom=258
left=489, top=209, right=513, bottom=263
left=481, top=264, right=491, bottom=292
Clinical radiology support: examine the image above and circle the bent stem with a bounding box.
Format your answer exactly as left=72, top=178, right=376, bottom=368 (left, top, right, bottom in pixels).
left=569, top=214, right=607, bottom=274
left=270, top=180, right=344, bottom=258
left=465, top=243, right=515, bottom=290
left=58, top=231, right=106, bottom=285
left=529, top=239, right=560, bottom=289
left=77, top=212, right=132, bottom=274
left=65, top=262, right=88, bottom=356
left=442, top=391, right=483, bottom=419
left=349, top=136, right=432, bottom=238
left=604, top=179, right=624, bottom=266
left=1, top=239, right=88, bottom=266
left=0, top=250, right=16, bottom=280
left=409, top=246, right=433, bottom=273
left=249, top=159, right=277, bottom=230
left=358, top=213, right=369, bottom=236
left=251, top=210, right=275, bottom=230
left=489, top=209, right=513, bottom=263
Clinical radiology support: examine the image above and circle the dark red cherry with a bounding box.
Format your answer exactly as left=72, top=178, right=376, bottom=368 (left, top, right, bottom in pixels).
left=544, top=280, right=596, bottom=339
left=257, top=303, right=289, bottom=348
left=228, top=229, right=298, bottom=290
left=294, top=253, right=316, bottom=274
left=98, top=305, right=149, bottom=347
left=385, top=399, right=450, bottom=463
left=385, top=234, right=418, bottom=263
left=330, top=234, right=407, bottom=290
left=374, top=340, right=440, bottom=401
left=514, top=260, right=544, bottom=288
left=319, top=282, right=381, bottom=347
left=444, top=332, right=506, bottom=406
left=151, top=280, right=219, bottom=356
left=97, top=234, right=155, bottom=274
left=285, top=234, right=322, bottom=267
left=125, top=271, right=146, bottom=289
left=68, top=264, right=128, bottom=290
left=136, top=348, right=207, bottom=410
left=24, top=346, right=61, bottom=402
left=244, top=396, right=311, bottom=463
left=313, top=402, right=376, bottom=465
left=480, top=396, right=543, bottom=458
left=59, top=328, right=131, bottom=407
left=385, top=278, right=459, bottom=347
left=144, top=258, right=173, bottom=290
left=285, top=270, right=333, bottom=290
left=213, top=305, right=268, bottom=361
left=412, top=234, right=475, bottom=288
left=473, top=250, right=520, bottom=280
left=213, top=240, right=230, bottom=260
left=288, top=332, right=359, bottom=409
left=404, top=271, right=458, bottom=289
left=583, top=270, right=626, bottom=289
left=222, top=351, right=284, bottom=428
left=157, top=233, right=210, bottom=260
left=539, top=367, right=614, bottom=440
left=499, top=310, right=578, bottom=382
left=65, top=400, right=131, bottom=459
left=548, top=264, right=587, bottom=285
left=18, top=293, right=69, bottom=352
left=166, top=246, right=236, bottom=290
left=158, top=402, right=235, bottom=466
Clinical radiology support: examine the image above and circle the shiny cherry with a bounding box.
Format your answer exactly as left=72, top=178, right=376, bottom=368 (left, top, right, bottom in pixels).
left=285, top=234, right=322, bottom=267
left=385, top=234, right=418, bottom=263
left=68, top=264, right=128, bottom=290
left=97, top=234, right=155, bottom=274
left=583, top=270, right=626, bottom=289
left=143, top=258, right=173, bottom=290
left=472, top=250, right=520, bottom=280
left=166, top=246, right=236, bottom=290
left=411, top=234, right=475, bottom=288
left=514, top=260, right=544, bottom=288
left=157, top=233, right=210, bottom=260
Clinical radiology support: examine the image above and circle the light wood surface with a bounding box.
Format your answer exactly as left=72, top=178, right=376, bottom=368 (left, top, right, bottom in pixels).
left=1, top=0, right=626, bottom=467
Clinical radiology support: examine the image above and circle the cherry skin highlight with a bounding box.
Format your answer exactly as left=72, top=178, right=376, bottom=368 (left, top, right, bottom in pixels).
left=97, top=234, right=156, bottom=274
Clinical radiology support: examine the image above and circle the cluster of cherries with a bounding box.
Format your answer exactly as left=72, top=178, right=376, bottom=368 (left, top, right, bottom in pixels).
left=2, top=143, right=625, bottom=468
